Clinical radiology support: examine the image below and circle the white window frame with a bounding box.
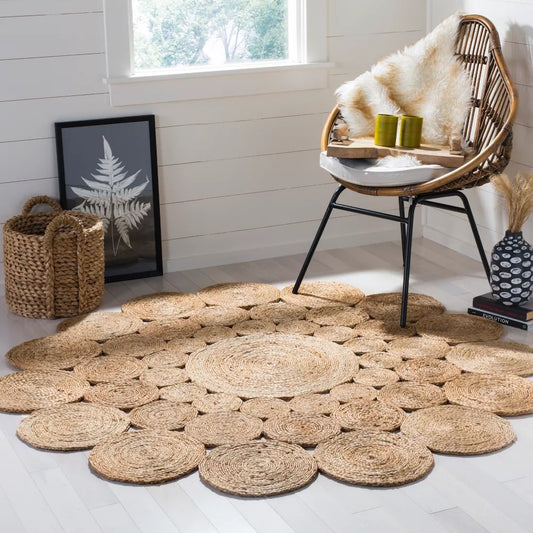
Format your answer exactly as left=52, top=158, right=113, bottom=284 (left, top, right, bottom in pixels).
left=103, top=0, right=331, bottom=106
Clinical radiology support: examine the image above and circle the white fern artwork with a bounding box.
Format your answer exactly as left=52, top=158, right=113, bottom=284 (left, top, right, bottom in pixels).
left=71, top=136, right=152, bottom=256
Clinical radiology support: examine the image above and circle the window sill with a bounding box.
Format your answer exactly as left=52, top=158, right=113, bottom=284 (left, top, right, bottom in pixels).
left=104, top=62, right=333, bottom=106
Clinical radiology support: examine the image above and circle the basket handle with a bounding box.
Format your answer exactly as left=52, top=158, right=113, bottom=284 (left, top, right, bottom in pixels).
left=44, top=214, right=89, bottom=317
left=22, top=195, right=62, bottom=216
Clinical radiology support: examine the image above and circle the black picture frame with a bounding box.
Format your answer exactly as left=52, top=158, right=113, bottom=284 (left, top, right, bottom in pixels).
left=55, top=115, right=163, bottom=283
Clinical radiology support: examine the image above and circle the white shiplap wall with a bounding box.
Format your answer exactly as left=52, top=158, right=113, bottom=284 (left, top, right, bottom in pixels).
left=425, top=0, right=533, bottom=260
left=0, top=0, right=426, bottom=273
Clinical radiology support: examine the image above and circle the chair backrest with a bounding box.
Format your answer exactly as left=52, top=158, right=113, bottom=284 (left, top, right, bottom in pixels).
left=322, top=14, right=518, bottom=196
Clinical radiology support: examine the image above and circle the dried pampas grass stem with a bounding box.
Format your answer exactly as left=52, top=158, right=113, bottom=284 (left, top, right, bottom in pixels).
left=491, top=172, right=533, bottom=232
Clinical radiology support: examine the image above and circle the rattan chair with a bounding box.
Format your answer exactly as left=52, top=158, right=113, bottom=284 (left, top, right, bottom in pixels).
left=293, top=14, right=518, bottom=326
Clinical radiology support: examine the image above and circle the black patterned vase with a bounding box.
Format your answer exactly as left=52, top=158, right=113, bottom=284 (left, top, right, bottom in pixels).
left=490, top=231, right=533, bottom=306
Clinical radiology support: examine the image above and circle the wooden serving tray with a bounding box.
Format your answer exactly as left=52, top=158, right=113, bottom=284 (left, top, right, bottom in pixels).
left=327, top=136, right=465, bottom=168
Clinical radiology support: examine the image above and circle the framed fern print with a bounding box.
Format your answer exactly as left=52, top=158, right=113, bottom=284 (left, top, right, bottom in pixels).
left=55, top=115, right=163, bottom=283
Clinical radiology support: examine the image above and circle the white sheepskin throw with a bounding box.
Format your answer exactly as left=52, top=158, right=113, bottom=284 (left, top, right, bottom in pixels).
left=335, top=13, right=472, bottom=145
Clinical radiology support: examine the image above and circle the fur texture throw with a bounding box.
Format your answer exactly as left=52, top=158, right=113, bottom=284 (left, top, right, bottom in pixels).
left=335, top=13, right=471, bottom=145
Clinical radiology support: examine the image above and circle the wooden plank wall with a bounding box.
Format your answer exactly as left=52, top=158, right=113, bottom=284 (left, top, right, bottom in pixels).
left=425, top=0, right=533, bottom=261
left=0, top=0, right=426, bottom=273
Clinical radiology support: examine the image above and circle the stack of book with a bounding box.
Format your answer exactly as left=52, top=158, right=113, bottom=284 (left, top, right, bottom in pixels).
left=468, top=292, right=533, bottom=330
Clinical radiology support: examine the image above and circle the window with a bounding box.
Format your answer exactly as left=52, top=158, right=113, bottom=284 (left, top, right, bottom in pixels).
left=103, top=0, right=329, bottom=106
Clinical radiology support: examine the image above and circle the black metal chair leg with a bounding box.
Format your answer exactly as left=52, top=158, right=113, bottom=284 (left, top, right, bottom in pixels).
left=400, top=199, right=418, bottom=327
left=293, top=185, right=346, bottom=294
left=398, top=197, right=408, bottom=265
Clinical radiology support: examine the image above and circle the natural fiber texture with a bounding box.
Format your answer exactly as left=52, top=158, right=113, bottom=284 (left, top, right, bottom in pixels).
left=416, top=313, right=504, bottom=344
left=121, top=292, right=205, bottom=321
left=343, top=337, right=388, bottom=354
left=361, top=293, right=445, bottom=323
left=239, top=397, right=291, bottom=419
left=275, top=320, right=320, bottom=335
left=358, top=351, right=403, bottom=369
left=401, top=405, right=516, bottom=455
left=199, top=441, right=317, bottom=496
left=186, top=333, right=358, bottom=398
left=263, top=412, right=341, bottom=447
left=192, top=393, right=243, bottom=413
left=306, top=306, right=369, bottom=327
left=314, top=431, right=434, bottom=487
left=89, top=429, right=205, bottom=484
left=184, top=411, right=263, bottom=447
left=84, top=380, right=159, bottom=410
left=250, top=302, right=307, bottom=323
left=197, top=282, right=280, bottom=308
left=386, top=336, right=451, bottom=360
left=159, top=383, right=207, bottom=403
left=232, top=320, right=277, bottom=336
left=129, top=400, right=198, bottom=430
left=74, top=356, right=147, bottom=384
left=491, top=172, right=533, bottom=232
left=354, top=319, right=416, bottom=340
left=0, top=370, right=89, bottom=413
left=139, top=367, right=189, bottom=387
left=194, top=325, right=236, bottom=344
left=331, top=400, right=405, bottom=431
left=102, top=334, right=166, bottom=358
left=6, top=334, right=101, bottom=371
left=17, top=403, right=129, bottom=450
left=188, top=306, right=250, bottom=327
left=142, top=350, right=189, bottom=368
left=443, top=373, right=533, bottom=416
left=138, top=318, right=201, bottom=341
left=395, top=358, right=462, bottom=384
left=329, top=383, right=377, bottom=404
left=313, top=326, right=357, bottom=343
left=288, top=394, right=340, bottom=415
left=57, top=312, right=142, bottom=342
left=3, top=196, right=104, bottom=319
left=445, top=341, right=533, bottom=376
left=166, top=337, right=206, bottom=354
left=353, top=368, right=400, bottom=388
left=377, top=382, right=447, bottom=411
left=280, top=281, right=364, bottom=308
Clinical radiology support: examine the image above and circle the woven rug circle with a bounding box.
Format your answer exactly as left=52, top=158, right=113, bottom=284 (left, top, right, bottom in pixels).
left=353, top=368, right=400, bottom=388
left=121, top=291, right=205, bottom=320
left=0, top=370, right=89, bottom=413
left=275, top=320, right=320, bottom=335
left=386, top=336, right=451, bottom=360
left=377, top=382, right=447, bottom=411
left=306, top=306, right=369, bottom=327
left=280, top=281, right=365, bottom=308
left=232, top=320, right=277, bottom=336
left=416, top=313, right=503, bottom=344
left=197, top=282, right=281, bottom=308
left=194, top=325, right=237, bottom=344
left=240, top=397, right=291, bottom=419
left=129, top=400, right=198, bottom=430
left=159, top=383, right=208, bottom=403
left=142, top=350, right=189, bottom=369
left=331, top=400, right=405, bottom=431
left=330, top=383, right=377, bottom=404
left=361, top=292, right=445, bottom=322
left=188, top=306, right=250, bottom=327
left=288, top=394, right=340, bottom=415
left=395, top=358, right=462, bottom=384
left=102, top=334, right=166, bottom=358
left=400, top=404, right=516, bottom=455
left=445, top=341, right=533, bottom=376
left=57, top=312, right=143, bottom=342
left=184, top=411, right=263, bottom=447
left=139, top=367, right=189, bottom=387
left=74, top=356, right=148, bottom=384
left=354, top=319, right=416, bottom=340
left=314, top=430, right=434, bottom=487
left=6, top=334, right=101, bottom=371
left=443, top=373, right=533, bottom=416
left=89, top=429, right=206, bottom=484
left=17, top=403, right=130, bottom=450
left=313, top=326, right=356, bottom=343
left=343, top=337, right=388, bottom=354
left=186, top=333, right=358, bottom=398
left=250, top=302, right=307, bottom=323
left=166, top=337, right=206, bottom=354
left=198, top=440, right=317, bottom=497
left=138, top=318, right=201, bottom=341
left=358, top=351, right=403, bottom=370
left=263, top=412, right=341, bottom=447
left=84, top=381, right=159, bottom=410
left=193, top=393, right=243, bottom=413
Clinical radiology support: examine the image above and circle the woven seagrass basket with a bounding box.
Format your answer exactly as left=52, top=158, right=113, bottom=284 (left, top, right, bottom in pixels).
left=3, top=196, right=104, bottom=319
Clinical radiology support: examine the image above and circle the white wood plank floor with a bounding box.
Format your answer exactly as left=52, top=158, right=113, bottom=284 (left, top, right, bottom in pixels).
left=2, top=237, right=533, bottom=533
